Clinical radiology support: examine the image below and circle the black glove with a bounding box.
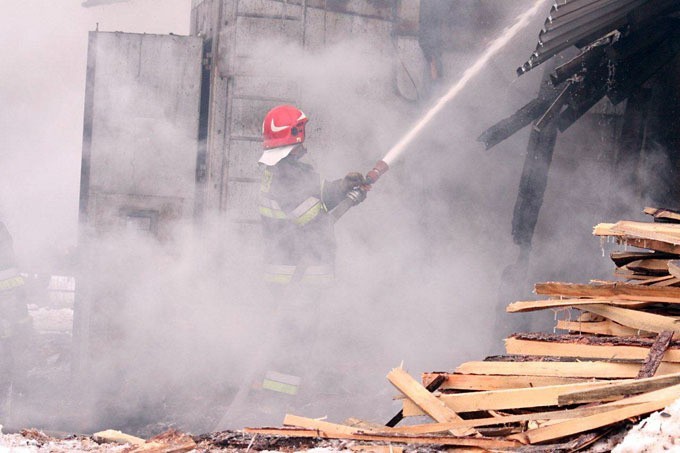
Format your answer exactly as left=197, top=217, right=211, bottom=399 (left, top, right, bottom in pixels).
left=342, top=172, right=366, bottom=194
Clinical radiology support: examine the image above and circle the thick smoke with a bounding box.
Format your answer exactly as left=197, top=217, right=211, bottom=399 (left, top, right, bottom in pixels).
left=2, top=0, right=657, bottom=437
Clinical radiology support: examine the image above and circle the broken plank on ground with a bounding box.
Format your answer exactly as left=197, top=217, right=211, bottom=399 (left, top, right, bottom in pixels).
left=398, top=403, right=638, bottom=432
left=386, top=367, right=476, bottom=437
left=246, top=424, right=520, bottom=449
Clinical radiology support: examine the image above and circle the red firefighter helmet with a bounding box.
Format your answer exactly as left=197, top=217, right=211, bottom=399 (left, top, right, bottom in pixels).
left=259, top=105, right=308, bottom=165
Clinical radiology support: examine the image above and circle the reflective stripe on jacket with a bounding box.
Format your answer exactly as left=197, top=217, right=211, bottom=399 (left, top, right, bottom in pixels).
left=259, top=156, right=345, bottom=285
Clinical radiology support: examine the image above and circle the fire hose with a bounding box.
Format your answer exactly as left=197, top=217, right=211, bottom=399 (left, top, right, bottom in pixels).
left=331, top=0, right=545, bottom=221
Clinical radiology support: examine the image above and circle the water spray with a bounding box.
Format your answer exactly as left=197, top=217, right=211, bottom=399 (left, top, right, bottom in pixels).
left=333, top=0, right=547, bottom=220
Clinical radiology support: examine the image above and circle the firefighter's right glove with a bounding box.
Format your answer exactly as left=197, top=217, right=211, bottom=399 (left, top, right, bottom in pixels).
left=342, top=172, right=367, bottom=194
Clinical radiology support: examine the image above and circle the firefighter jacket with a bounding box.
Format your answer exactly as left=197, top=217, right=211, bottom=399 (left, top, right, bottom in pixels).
left=0, top=222, right=31, bottom=340
left=259, top=156, right=346, bottom=285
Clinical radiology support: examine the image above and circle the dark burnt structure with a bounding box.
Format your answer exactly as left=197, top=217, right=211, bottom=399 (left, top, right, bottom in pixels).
left=480, top=0, right=680, bottom=254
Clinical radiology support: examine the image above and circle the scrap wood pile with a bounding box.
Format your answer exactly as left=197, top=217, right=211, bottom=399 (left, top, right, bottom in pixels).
left=242, top=207, right=680, bottom=451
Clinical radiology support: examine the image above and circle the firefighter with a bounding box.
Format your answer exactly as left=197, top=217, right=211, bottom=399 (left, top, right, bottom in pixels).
left=0, top=221, right=33, bottom=416
left=256, top=104, right=366, bottom=408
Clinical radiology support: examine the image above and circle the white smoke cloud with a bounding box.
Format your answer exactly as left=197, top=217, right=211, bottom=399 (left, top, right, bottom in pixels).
left=4, top=0, right=656, bottom=437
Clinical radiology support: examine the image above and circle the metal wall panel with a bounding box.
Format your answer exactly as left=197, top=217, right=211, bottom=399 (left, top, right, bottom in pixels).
left=80, top=32, right=203, bottom=236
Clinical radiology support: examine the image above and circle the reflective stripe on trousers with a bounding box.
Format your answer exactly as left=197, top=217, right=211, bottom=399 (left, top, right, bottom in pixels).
left=262, top=370, right=301, bottom=395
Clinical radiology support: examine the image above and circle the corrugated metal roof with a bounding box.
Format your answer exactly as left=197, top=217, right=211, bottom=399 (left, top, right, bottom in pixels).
left=516, top=0, right=679, bottom=75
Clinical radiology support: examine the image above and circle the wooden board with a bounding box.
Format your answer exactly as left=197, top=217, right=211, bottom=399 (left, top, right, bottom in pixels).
left=455, top=360, right=680, bottom=378
left=611, top=221, right=680, bottom=246
left=422, top=373, right=594, bottom=391
left=558, top=371, right=680, bottom=405
left=625, top=259, right=670, bottom=276
left=402, top=379, right=621, bottom=416
left=507, top=297, right=649, bottom=313
left=534, top=281, right=680, bottom=302
left=508, top=398, right=674, bottom=444
left=618, top=237, right=680, bottom=255
left=611, top=251, right=676, bottom=268
left=638, top=331, right=675, bottom=378
left=406, top=371, right=680, bottom=416
left=397, top=403, right=636, bottom=433
left=386, top=368, right=476, bottom=436
left=505, top=336, right=680, bottom=362
left=93, top=430, right=145, bottom=445
left=555, top=319, right=652, bottom=336
left=246, top=425, right=520, bottom=449
left=644, top=207, right=680, bottom=223
left=581, top=304, right=680, bottom=335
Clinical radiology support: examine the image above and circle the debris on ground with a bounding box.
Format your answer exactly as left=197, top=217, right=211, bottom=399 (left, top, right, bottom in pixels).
left=6, top=207, right=680, bottom=451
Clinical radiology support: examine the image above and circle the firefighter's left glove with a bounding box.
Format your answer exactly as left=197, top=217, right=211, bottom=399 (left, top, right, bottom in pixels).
left=342, top=172, right=367, bottom=194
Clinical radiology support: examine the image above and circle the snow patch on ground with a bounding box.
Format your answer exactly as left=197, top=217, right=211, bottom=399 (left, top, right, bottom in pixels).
left=613, top=398, right=680, bottom=453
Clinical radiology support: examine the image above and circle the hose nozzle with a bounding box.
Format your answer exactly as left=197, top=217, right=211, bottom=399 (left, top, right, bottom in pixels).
left=366, top=160, right=389, bottom=185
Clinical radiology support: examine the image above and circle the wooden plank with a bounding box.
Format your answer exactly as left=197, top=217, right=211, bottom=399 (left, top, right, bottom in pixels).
left=402, top=379, right=619, bottom=416
left=249, top=422, right=520, bottom=449
left=637, top=275, right=675, bottom=285
left=509, top=398, right=674, bottom=444
left=505, top=336, right=680, bottom=362
left=93, top=430, right=145, bottom=445
left=284, top=414, right=384, bottom=435
left=610, top=251, right=675, bottom=268
left=611, top=221, right=680, bottom=246
left=395, top=403, right=643, bottom=433
left=559, top=371, right=680, bottom=405
left=638, top=331, right=675, bottom=378
left=455, top=360, right=680, bottom=378
left=128, top=430, right=196, bottom=453
left=593, top=223, right=619, bottom=236
left=581, top=304, right=680, bottom=335
left=507, top=297, right=649, bottom=313
left=617, top=237, right=680, bottom=255
left=534, top=281, right=680, bottom=302
left=386, top=368, right=476, bottom=436
left=385, top=374, right=444, bottom=427
left=555, top=319, right=651, bottom=336
left=613, top=269, right=650, bottom=280
left=645, top=275, right=679, bottom=286
left=644, top=207, right=680, bottom=223
left=408, top=371, right=680, bottom=416
left=422, top=373, right=594, bottom=391
left=625, top=259, right=669, bottom=276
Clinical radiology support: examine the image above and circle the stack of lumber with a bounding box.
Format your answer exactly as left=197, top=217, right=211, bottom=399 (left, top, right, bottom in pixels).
left=244, top=207, right=680, bottom=451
